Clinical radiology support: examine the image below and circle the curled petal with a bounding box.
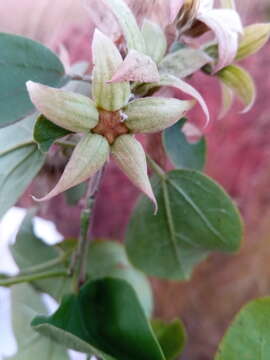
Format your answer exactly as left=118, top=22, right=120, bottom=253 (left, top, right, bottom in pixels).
left=33, top=134, right=109, bottom=201
left=26, top=81, right=98, bottom=133
left=125, top=97, right=194, bottom=134
left=92, top=29, right=130, bottom=111
left=109, top=49, right=160, bottom=84
left=112, top=135, right=157, bottom=212
left=170, top=0, right=184, bottom=23
left=142, top=20, right=167, bottom=64
left=155, top=74, right=210, bottom=127
left=198, top=9, right=243, bottom=72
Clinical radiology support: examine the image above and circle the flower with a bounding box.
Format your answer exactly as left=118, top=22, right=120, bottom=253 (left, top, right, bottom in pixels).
left=172, top=0, right=243, bottom=71
left=27, top=30, right=194, bottom=211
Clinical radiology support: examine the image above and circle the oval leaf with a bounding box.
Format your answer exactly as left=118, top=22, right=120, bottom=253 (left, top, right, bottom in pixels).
left=126, top=170, right=243, bottom=280
left=163, top=118, right=206, bottom=171
left=32, top=278, right=165, bottom=360
left=0, top=33, right=67, bottom=127
left=215, top=297, right=270, bottom=360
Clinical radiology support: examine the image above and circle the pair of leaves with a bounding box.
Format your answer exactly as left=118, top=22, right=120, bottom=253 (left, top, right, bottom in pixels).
left=0, top=33, right=67, bottom=127
left=7, top=284, right=69, bottom=360
left=126, top=169, right=243, bottom=280
left=0, top=116, right=45, bottom=219
left=163, top=119, right=206, bottom=171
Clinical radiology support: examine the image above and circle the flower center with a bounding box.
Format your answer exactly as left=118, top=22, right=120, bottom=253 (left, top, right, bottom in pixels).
left=92, top=109, right=129, bottom=145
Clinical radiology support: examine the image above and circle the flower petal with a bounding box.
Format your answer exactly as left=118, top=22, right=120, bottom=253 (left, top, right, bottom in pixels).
left=107, top=0, right=145, bottom=52
left=170, top=0, right=184, bottom=23
left=26, top=81, right=98, bottom=133
left=158, top=74, right=210, bottom=127
left=198, top=9, right=243, bottom=71
left=141, top=20, right=167, bottom=64
left=125, top=97, right=194, bottom=133
left=112, top=134, right=157, bottom=212
left=92, top=29, right=130, bottom=111
left=33, top=134, right=109, bottom=201
left=109, top=49, right=160, bottom=84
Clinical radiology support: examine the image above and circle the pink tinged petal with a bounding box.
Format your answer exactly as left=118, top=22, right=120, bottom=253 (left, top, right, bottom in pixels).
left=198, top=9, right=243, bottom=72
left=112, top=134, right=157, bottom=213
left=158, top=74, right=210, bottom=127
left=33, top=134, right=109, bottom=202
left=124, top=97, right=194, bottom=134
left=92, top=30, right=130, bottom=111
left=104, top=0, right=146, bottom=52
left=141, top=20, right=167, bottom=64
left=170, top=0, right=184, bottom=23
left=109, top=49, right=160, bottom=84
left=26, top=81, right=98, bottom=133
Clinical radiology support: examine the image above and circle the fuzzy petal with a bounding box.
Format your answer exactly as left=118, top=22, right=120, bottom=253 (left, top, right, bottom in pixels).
left=92, top=29, right=130, bottom=111
left=170, top=0, right=184, bottom=23
left=198, top=8, right=243, bottom=71
left=141, top=20, right=167, bottom=63
left=33, top=134, right=109, bottom=201
left=158, top=74, right=210, bottom=127
left=109, top=49, right=160, bottom=84
left=112, top=134, right=157, bottom=212
left=105, top=0, right=145, bottom=52
left=26, top=81, right=98, bottom=133
left=125, top=97, right=194, bottom=134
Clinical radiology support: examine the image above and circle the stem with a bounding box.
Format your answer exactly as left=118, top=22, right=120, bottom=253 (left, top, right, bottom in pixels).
left=19, top=254, right=69, bottom=276
left=0, top=270, right=69, bottom=287
left=71, top=167, right=105, bottom=292
left=55, top=140, right=76, bottom=148
left=146, top=154, right=166, bottom=180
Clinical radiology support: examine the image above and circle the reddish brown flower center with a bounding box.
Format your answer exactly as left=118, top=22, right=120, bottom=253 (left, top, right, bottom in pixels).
left=92, top=109, right=129, bottom=145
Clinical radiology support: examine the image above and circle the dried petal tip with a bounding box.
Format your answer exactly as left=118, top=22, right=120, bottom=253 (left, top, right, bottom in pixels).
left=112, top=134, right=158, bottom=213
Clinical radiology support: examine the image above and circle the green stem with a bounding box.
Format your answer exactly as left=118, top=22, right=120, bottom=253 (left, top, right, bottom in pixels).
left=71, top=167, right=105, bottom=293
left=55, top=140, right=76, bottom=148
left=19, top=254, right=68, bottom=276
left=146, top=154, right=166, bottom=180
left=0, top=270, right=69, bottom=287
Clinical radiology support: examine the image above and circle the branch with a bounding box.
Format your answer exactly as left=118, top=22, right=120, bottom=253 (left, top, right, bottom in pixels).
left=0, top=270, right=69, bottom=287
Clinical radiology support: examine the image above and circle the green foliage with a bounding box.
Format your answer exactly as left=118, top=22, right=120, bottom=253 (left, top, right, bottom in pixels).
left=11, top=210, right=71, bottom=301
left=126, top=170, right=243, bottom=280
left=65, top=183, right=87, bottom=205
left=163, top=119, right=206, bottom=171
left=32, top=278, right=165, bottom=360
left=7, top=283, right=69, bottom=360
left=0, top=33, right=67, bottom=127
left=215, top=298, right=270, bottom=359
left=0, top=116, right=45, bottom=219
left=34, top=115, right=71, bottom=152
left=151, top=319, right=187, bottom=360
left=87, top=240, right=153, bottom=317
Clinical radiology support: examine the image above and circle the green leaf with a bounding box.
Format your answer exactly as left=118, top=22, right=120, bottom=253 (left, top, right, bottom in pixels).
left=159, top=48, right=211, bottom=78
left=0, top=33, right=67, bottom=127
left=34, top=115, right=71, bottom=152
left=0, top=118, right=45, bottom=219
left=87, top=240, right=153, bottom=317
left=10, top=210, right=70, bottom=301
left=215, top=297, right=270, bottom=360
left=126, top=170, right=243, bottom=280
left=151, top=319, right=187, bottom=360
left=65, top=182, right=87, bottom=206
left=163, top=119, right=206, bottom=171
left=217, top=65, right=256, bottom=112
left=7, top=283, right=69, bottom=360
left=32, top=278, right=165, bottom=360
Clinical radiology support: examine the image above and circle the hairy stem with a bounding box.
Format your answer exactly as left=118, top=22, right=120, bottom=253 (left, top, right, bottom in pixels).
left=0, top=270, right=69, bottom=287
left=71, top=167, right=105, bottom=293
